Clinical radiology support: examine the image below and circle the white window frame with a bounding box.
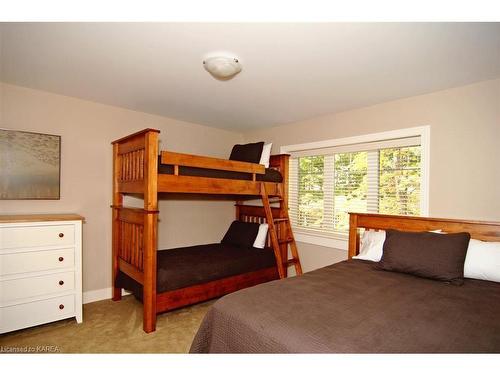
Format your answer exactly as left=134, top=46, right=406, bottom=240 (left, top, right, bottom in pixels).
left=281, top=126, right=430, bottom=250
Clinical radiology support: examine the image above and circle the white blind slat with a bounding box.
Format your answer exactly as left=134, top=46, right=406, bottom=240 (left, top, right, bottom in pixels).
left=289, top=137, right=421, bottom=234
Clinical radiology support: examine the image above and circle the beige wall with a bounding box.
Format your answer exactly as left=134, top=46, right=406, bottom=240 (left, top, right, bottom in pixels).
left=0, top=83, right=243, bottom=293
left=243, top=78, right=500, bottom=270
left=1, top=78, right=498, bottom=284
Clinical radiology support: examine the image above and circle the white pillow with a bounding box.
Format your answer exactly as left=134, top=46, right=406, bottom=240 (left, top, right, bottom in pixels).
left=259, top=143, right=272, bottom=168
left=464, top=239, right=500, bottom=282
left=352, top=230, right=386, bottom=262
left=253, top=223, right=269, bottom=249
left=352, top=229, right=445, bottom=262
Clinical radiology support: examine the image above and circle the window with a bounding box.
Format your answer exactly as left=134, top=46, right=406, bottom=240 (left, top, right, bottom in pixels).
left=296, top=155, right=325, bottom=229
left=287, top=127, right=429, bottom=239
left=333, top=151, right=368, bottom=231
left=378, top=146, right=421, bottom=217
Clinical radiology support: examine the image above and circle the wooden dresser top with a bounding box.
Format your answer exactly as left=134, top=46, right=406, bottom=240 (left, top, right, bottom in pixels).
left=0, top=214, right=85, bottom=223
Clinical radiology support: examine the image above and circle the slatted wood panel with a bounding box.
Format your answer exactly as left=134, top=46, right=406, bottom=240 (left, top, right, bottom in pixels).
left=119, top=149, right=145, bottom=182
left=237, top=205, right=283, bottom=249
left=118, top=221, right=144, bottom=271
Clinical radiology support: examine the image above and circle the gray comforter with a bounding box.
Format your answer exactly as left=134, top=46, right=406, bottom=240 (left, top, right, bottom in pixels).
left=190, top=260, right=500, bottom=353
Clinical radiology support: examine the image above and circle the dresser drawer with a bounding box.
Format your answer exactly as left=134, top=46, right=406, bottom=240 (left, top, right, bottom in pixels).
left=0, top=224, right=75, bottom=249
left=0, top=248, right=74, bottom=276
left=0, top=271, right=75, bottom=304
left=0, top=294, right=75, bottom=333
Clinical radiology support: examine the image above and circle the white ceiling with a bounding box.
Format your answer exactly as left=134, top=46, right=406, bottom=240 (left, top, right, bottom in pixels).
left=1, top=23, right=499, bottom=131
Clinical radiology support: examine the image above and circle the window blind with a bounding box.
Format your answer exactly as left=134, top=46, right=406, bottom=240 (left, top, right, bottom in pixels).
left=289, top=136, right=421, bottom=234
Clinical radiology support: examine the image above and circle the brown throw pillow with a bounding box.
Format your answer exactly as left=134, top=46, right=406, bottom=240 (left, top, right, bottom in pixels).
left=229, top=142, right=264, bottom=164
left=221, top=221, right=260, bottom=248
left=378, top=229, right=471, bottom=285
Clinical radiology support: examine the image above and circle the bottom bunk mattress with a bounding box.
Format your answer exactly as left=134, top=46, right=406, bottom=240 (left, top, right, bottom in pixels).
left=190, top=259, right=500, bottom=353
left=116, top=243, right=276, bottom=299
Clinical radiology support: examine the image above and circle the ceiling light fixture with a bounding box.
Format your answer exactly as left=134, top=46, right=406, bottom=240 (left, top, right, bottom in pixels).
left=203, top=56, right=242, bottom=80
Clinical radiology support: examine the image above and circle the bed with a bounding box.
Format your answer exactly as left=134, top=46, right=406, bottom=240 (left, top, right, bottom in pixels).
left=116, top=243, right=276, bottom=299
left=190, top=213, right=500, bottom=353
left=111, top=129, right=302, bottom=333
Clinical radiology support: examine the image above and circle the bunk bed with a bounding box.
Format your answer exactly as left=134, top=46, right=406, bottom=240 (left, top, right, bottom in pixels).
left=111, top=128, right=302, bottom=333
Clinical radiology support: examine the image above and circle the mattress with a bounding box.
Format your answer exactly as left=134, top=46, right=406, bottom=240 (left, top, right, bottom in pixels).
left=158, top=157, right=283, bottom=183
left=190, top=259, right=500, bottom=353
left=116, top=243, right=276, bottom=298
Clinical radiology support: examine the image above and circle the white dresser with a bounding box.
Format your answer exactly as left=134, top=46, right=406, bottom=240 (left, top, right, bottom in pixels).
left=0, top=214, right=84, bottom=334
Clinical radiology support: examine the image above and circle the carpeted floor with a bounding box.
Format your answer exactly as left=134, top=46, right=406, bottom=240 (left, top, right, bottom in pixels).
left=0, top=295, right=214, bottom=353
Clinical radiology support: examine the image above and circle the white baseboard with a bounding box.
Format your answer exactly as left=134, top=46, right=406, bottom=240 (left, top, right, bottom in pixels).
left=83, top=287, right=130, bottom=304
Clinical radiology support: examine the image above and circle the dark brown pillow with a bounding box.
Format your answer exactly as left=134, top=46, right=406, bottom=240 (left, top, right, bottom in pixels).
left=378, top=229, right=471, bottom=285
left=229, top=142, right=264, bottom=164
left=221, top=221, right=260, bottom=248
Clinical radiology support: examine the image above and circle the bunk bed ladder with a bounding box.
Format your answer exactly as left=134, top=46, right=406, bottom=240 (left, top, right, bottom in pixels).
left=260, top=183, right=303, bottom=279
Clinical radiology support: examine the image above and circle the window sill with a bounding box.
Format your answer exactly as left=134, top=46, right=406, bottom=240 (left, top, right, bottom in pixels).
left=293, top=229, right=348, bottom=251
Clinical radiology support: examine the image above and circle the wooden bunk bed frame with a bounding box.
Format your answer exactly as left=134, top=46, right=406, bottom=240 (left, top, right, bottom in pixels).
left=111, top=128, right=301, bottom=333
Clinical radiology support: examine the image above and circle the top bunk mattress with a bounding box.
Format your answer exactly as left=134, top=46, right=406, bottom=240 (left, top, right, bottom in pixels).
left=158, top=157, right=283, bottom=183
left=116, top=243, right=276, bottom=297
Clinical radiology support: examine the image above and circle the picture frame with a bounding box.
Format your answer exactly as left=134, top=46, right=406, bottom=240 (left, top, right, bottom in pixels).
left=0, top=128, right=61, bottom=200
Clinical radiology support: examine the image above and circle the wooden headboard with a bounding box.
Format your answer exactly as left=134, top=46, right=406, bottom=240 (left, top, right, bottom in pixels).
left=348, top=213, right=500, bottom=259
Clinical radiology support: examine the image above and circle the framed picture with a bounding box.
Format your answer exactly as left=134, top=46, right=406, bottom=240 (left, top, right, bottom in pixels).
left=0, top=129, right=61, bottom=200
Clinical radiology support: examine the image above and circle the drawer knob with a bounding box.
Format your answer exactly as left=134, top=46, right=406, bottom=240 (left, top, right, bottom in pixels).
left=58, top=256, right=64, bottom=262
left=58, top=233, right=64, bottom=238
left=59, top=280, right=64, bottom=286
left=59, top=304, right=64, bottom=310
